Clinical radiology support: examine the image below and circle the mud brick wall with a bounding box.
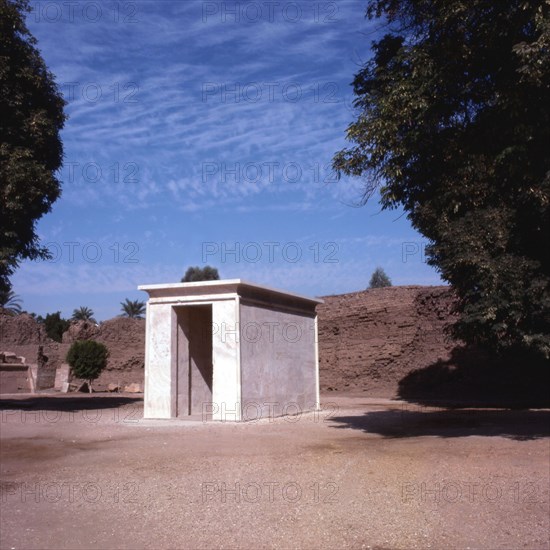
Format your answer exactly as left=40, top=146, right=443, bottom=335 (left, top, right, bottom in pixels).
left=0, top=314, right=145, bottom=391
left=0, top=365, right=30, bottom=393
left=2, top=286, right=457, bottom=396
left=317, top=285, right=458, bottom=396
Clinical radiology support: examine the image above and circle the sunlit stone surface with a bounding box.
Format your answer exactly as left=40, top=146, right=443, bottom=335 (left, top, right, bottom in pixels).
left=138, top=279, right=321, bottom=421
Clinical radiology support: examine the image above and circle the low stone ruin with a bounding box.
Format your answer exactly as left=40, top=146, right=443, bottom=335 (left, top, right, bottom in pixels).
left=0, top=351, right=34, bottom=393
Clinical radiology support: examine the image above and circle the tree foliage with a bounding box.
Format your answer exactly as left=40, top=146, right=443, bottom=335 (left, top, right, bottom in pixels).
left=120, top=298, right=146, bottom=319
left=43, top=311, right=70, bottom=342
left=72, top=306, right=96, bottom=323
left=369, top=267, right=392, bottom=288
left=66, top=340, right=109, bottom=391
left=181, top=265, right=220, bottom=282
left=0, top=0, right=66, bottom=294
left=0, top=289, right=22, bottom=315
left=334, top=0, right=550, bottom=358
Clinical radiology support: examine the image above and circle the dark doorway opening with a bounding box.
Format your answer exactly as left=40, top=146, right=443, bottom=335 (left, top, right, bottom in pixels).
left=175, top=305, right=213, bottom=417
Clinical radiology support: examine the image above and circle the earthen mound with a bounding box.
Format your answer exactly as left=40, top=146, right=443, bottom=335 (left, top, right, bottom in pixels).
left=62, top=320, right=100, bottom=343
left=317, top=285, right=457, bottom=396
left=0, top=313, right=45, bottom=346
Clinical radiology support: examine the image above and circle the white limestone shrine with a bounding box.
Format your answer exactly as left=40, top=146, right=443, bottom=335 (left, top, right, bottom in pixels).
left=138, top=279, right=322, bottom=421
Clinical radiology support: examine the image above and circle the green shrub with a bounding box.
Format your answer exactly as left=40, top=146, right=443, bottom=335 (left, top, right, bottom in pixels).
left=369, top=267, right=392, bottom=289
left=181, top=265, right=220, bottom=282
left=66, top=340, right=109, bottom=391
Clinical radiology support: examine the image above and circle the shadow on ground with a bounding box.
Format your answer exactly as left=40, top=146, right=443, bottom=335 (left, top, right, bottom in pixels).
left=329, top=408, right=550, bottom=440
left=0, top=395, right=143, bottom=412
left=397, top=344, right=550, bottom=409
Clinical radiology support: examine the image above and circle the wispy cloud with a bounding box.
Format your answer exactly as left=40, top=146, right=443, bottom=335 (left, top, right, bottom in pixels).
left=15, top=0, right=441, bottom=319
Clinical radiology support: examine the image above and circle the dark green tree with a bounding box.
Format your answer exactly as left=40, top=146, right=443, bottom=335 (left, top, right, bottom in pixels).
left=72, top=306, right=96, bottom=323
left=120, top=298, right=146, bottom=319
left=0, top=0, right=66, bottom=294
left=181, top=265, right=220, bottom=282
left=43, top=312, right=70, bottom=342
left=66, top=340, right=109, bottom=392
left=334, top=1, right=550, bottom=359
left=0, top=289, right=22, bottom=315
left=369, top=267, right=392, bottom=288
left=28, top=312, right=44, bottom=322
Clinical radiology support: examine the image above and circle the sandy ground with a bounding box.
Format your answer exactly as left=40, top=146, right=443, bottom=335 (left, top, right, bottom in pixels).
left=0, top=394, right=548, bottom=550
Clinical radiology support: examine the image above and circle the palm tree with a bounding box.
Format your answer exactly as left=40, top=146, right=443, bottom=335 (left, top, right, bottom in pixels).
left=0, top=290, right=23, bottom=315
left=72, top=306, right=96, bottom=323
left=120, top=299, right=146, bottom=319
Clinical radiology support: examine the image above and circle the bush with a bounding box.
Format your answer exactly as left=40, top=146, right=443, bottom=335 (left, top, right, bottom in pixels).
left=181, top=265, right=220, bottom=282
left=66, top=340, right=109, bottom=391
left=369, top=267, right=392, bottom=288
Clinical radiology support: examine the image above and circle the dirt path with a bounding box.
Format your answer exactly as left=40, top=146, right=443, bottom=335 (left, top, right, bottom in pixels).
left=1, top=394, right=548, bottom=549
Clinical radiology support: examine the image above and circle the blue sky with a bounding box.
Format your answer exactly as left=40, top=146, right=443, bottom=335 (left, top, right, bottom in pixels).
left=13, top=0, right=442, bottom=321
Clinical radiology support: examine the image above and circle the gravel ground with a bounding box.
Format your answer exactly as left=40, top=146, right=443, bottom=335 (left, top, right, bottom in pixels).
left=0, top=394, right=548, bottom=550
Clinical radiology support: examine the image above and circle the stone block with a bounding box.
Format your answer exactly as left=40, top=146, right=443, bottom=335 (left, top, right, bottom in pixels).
left=54, top=364, right=71, bottom=391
